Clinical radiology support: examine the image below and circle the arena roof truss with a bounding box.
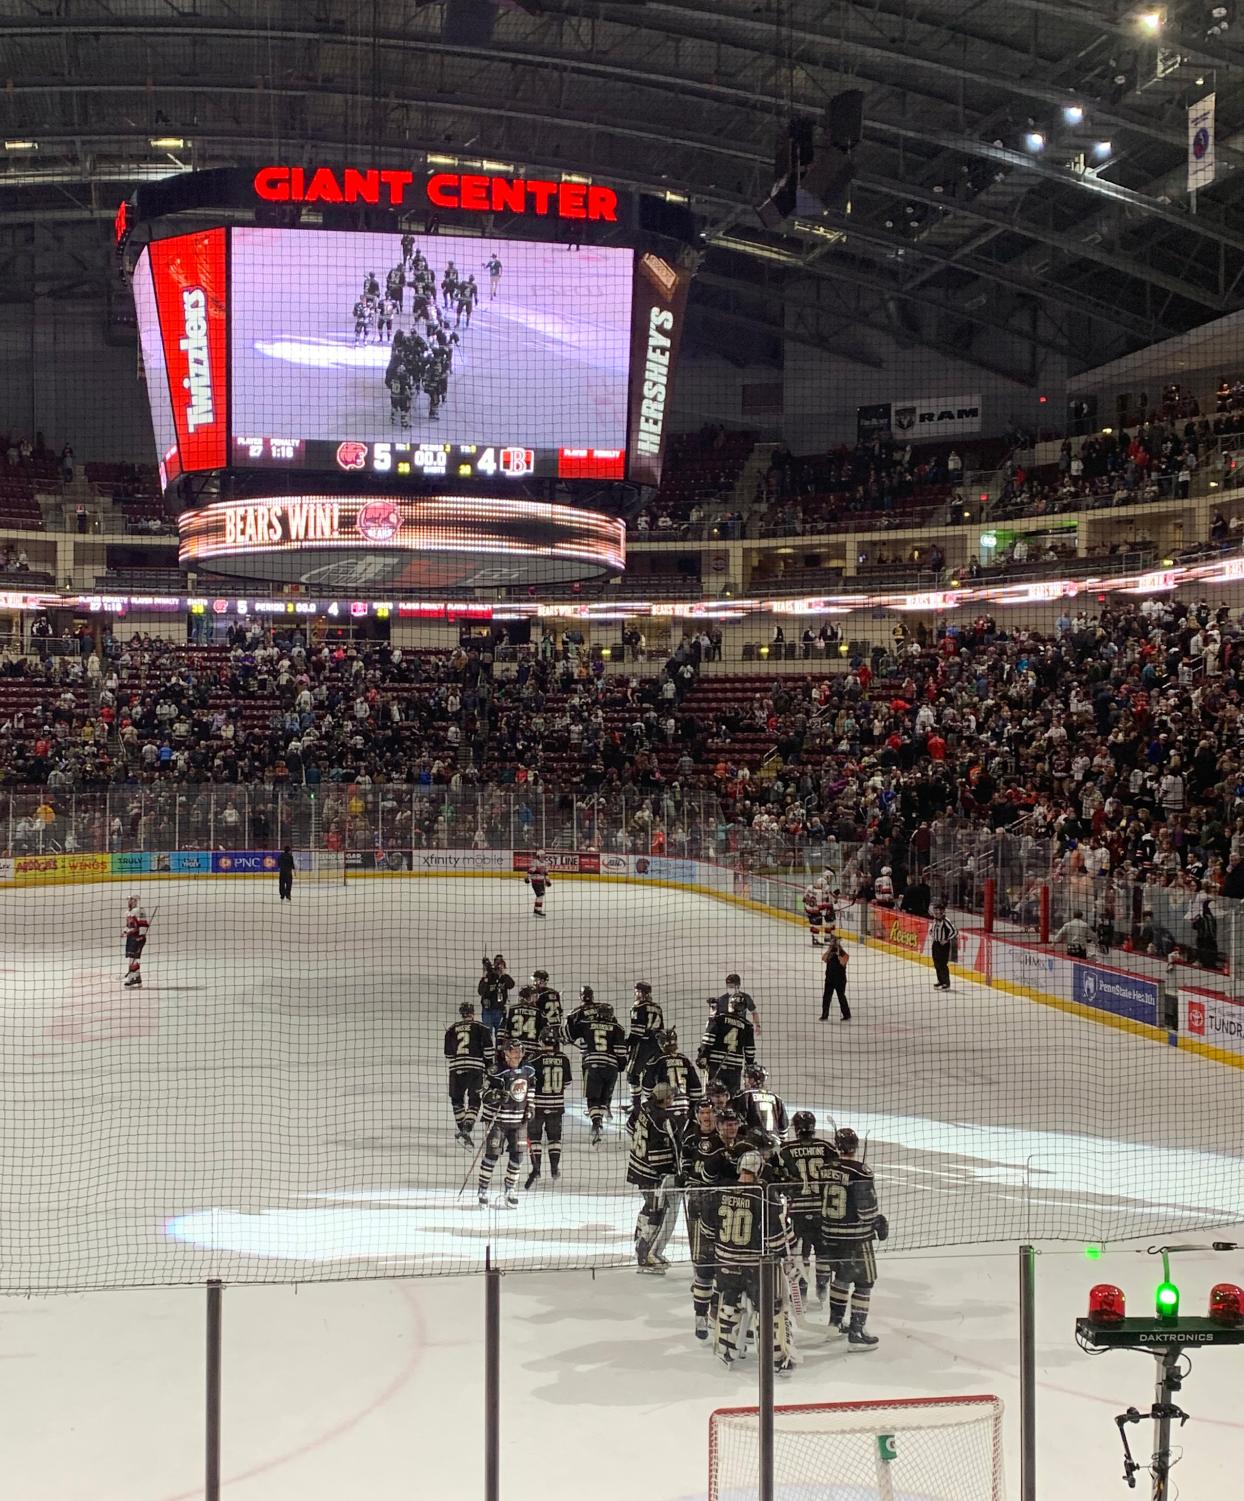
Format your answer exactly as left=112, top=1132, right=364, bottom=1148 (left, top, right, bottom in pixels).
left=1, top=0, right=1243, bottom=386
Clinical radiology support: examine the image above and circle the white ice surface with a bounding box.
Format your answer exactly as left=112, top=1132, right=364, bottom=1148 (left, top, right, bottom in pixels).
left=1, top=876, right=1242, bottom=1497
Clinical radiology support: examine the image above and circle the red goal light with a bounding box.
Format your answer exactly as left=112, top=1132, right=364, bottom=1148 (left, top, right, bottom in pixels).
left=1087, top=1283, right=1126, bottom=1325
left=1208, top=1283, right=1244, bottom=1325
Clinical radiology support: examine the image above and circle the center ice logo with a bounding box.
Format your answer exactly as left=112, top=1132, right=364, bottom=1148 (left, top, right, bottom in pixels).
left=355, top=500, right=402, bottom=543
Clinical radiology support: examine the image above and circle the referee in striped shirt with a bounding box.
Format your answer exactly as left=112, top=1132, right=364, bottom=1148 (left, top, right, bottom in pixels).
left=930, top=903, right=957, bottom=990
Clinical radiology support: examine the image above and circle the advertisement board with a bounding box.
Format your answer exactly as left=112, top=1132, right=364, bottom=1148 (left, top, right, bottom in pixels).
left=627, top=251, right=691, bottom=486
left=170, top=851, right=213, bottom=874
left=146, top=229, right=229, bottom=473
left=513, top=850, right=601, bottom=875
left=891, top=392, right=981, bottom=439
left=629, top=854, right=701, bottom=884
left=229, top=227, right=632, bottom=478
left=1071, top=963, right=1159, bottom=1025
left=110, top=852, right=154, bottom=876
left=1184, top=991, right=1244, bottom=1053
left=210, top=851, right=282, bottom=874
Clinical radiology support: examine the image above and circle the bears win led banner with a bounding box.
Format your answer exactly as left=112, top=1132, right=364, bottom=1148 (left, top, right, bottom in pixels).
left=177, top=494, right=626, bottom=589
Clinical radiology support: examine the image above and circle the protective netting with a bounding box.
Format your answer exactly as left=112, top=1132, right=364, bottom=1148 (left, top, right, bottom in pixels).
left=1, top=796, right=1243, bottom=1292
left=707, top=1398, right=1006, bottom=1501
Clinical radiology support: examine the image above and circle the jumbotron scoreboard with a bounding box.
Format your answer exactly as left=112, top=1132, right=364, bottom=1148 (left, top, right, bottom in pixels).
left=122, top=162, right=693, bottom=587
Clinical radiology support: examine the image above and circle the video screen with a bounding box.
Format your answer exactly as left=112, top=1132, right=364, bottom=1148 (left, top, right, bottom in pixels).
left=229, top=228, right=633, bottom=478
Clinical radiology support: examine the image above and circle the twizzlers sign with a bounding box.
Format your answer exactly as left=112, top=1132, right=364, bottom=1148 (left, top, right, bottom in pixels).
left=253, top=165, right=620, bottom=222
left=147, top=229, right=229, bottom=472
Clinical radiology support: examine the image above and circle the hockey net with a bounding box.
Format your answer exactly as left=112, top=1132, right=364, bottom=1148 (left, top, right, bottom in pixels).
left=708, top=1396, right=1005, bottom=1501
left=298, top=849, right=347, bottom=884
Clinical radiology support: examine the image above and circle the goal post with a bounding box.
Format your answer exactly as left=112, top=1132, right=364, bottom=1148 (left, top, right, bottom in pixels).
left=708, top=1396, right=1005, bottom=1501
left=297, top=849, right=348, bottom=886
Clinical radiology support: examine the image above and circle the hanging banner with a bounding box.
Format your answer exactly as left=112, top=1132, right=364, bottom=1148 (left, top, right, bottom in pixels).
left=1188, top=92, right=1216, bottom=193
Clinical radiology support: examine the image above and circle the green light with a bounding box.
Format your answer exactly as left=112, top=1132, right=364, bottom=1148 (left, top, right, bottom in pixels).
left=1084, top=1245, right=1103, bottom=1261
left=1156, top=1280, right=1180, bottom=1320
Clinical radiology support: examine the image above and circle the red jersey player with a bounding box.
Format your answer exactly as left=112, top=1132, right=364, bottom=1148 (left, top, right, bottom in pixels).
left=525, top=852, right=551, bottom=918
left=123, top=895, right=150, bottom=987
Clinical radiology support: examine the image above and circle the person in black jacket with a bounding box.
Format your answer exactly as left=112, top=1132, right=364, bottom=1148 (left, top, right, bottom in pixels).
left=277, top=845, right=295, bottom=901
left=821, top=936, right=851, bottom=1020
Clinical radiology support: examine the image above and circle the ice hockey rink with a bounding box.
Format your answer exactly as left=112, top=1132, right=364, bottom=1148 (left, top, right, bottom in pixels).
left=1, top=874, right=1243, bottom=1498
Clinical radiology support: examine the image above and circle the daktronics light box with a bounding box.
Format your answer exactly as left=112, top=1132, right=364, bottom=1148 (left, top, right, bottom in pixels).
left=130, top=225, right=689, bottom=489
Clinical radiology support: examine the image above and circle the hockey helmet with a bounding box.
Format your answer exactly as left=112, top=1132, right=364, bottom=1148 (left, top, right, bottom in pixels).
left=745, top=1127, right=779, bottom=1157
left=458, top=1001, right=475, bottom=1019
left=649, top=1083, right=676, bottom=1110
left=537, top=1027, right=558, bottom=1050
left=127, top=895, right=139, bottom=909
left=532, top=968, right=549, bottom=984
left=661, top=1028, right=680, bottom=1053
left=792, top=1110, right=817, bottom=1137
left=736, top=1150, right=764, bottom=1179
left=708, top=1081, right=732, bottom=1103
left=835, top=1126, right=860, bottom=1156
left=578, top=985, right=595, bottom=1004
left=881, top=865, right=892, bottom=875
left=501, top=1038, right=523, bottom=1058
left=594, top=1002, right=614, bottom=1021
left=745, top=1063, right=767, bottom=1087
left=518, top=984, right=536, bottom=1000
left=634, top=979, right=653, bottom=997
left=715, top=1107, right=740, bottom=1127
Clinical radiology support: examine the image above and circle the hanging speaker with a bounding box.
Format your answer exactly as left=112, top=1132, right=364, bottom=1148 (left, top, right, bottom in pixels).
left=827, top=90, right=864, bottom=151
left=444, top=0, right=496, bottom=46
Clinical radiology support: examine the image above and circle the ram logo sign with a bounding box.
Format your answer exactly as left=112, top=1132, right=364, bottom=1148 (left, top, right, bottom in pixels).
left=892, top=393, right=982, bottom=438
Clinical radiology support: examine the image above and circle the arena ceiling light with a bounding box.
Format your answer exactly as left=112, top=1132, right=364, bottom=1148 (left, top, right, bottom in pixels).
left=1063, top=104, right=1085, bottom=126
left=3, top=140, right=37, bottom=151
left=1092, top=141, right=1113, bottom=161
left=1138, top=9, right=1163, bottom=31
left=149, top=136, right=185, bottom=150
left=1024, top=132, right=1046, bottom=153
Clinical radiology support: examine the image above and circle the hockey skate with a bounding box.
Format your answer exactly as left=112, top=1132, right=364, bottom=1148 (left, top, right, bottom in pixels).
left=477, top=1188, right=488, bottom=1207
left=847, top=1322, right=879, bottom=1351
left=549, top=1162, right=560, bottom=1181
left=124, top=973, right=142, bottom=988
left=636, top=1260, right=666, bottom=1276
left=532, top=908, right=546, bottom=918
left=524, top=1166, right=540, bottom=1190
left=695, top=1315, right=710, bottom=1341
left=503, top=1186, right=520, bottom=1209
left=775, top=1357, right=797, bottom=1377
left=825, top=1318, right=847, bottom=1340
left=590, top=1121, right=603, bottom=1145
left=457, top=1129, right=474, bottom=1150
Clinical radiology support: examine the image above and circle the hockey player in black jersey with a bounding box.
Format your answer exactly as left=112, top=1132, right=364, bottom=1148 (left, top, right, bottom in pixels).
left=477, top=1041, right=535, bottom=1209
left=639, top=1029, right=703, bottom=1123
left=443, top=1001, right=493, bottom=1147
left=568, top=997, right=627, bottom=1144
left=626, top=980, right=665, bottom=1112
left=505, top=985, right=543, bottom=1058
left=820, top=1126, right=888, bottom=1349
left=525, top=1029, right=572, bottom=1189
left=531, top=969, right=564, bottom=1038
left=683, top=1099, right=733, bottom=1339
left=698, top=1004, right=757, bottom=1096
left=713, top=1150, right=796, bottom=1373
left=564, top=984, right=597, bottom=1051
left=626, top=1082, right=684, bottom=1273
left=708, top=973, right=761, bottom=1030
left=776, top=1111, right=839, bottom=1304
left=732, top=1063, right=790, bottom=1140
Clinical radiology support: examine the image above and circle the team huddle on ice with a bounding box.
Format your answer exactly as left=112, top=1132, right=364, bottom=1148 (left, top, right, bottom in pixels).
left=348, top=234, right=504, bottom=425
left=444, top=949, right=886, bottom=1373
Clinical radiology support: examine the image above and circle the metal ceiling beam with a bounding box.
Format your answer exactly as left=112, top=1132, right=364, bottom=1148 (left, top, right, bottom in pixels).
left=851, top=172, right=1234, bottom=313
left=5, top=10, right=1242, bottom=174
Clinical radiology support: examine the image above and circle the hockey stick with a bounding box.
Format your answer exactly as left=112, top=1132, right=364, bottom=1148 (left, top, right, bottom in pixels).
left=456, top=1122, right=490, bottom=1200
